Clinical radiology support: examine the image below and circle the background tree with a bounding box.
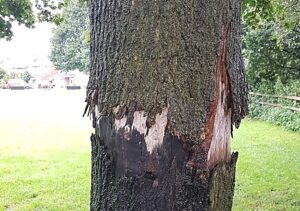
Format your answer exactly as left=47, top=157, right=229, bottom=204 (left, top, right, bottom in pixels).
left=21, top=71, right=32, bottom=83
left=0, top=0, right=35, bottom=40
left=0, top=68, right=8, bottom=84
left=242, top=0, right=285, bottom=27
left=242, top=0, right=300, bottom=93
left=0, top=0, right=65, bottom=40
left=50, top=0, right=89, bottom=72
left=243, top=23, right=300, bottom=87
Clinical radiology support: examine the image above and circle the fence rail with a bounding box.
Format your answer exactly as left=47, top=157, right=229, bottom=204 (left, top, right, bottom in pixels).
left=249, top=92, right=300, bottom=112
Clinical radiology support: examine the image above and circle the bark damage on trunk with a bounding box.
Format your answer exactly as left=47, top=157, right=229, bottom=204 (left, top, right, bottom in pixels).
left=87, top=0, right=248, bottom=210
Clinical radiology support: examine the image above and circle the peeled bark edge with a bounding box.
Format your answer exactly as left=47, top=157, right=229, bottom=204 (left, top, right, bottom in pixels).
left=227, top=0, right=249, bottom=129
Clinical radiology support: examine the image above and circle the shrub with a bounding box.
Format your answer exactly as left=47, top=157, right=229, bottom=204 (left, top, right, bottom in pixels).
left=249, top=96, right=300, bottom=132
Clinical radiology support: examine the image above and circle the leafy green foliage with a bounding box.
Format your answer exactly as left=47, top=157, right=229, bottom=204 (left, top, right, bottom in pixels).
left=249, top=103, right=300, bottom=132
left=243, top=0, right=300, bottom=102
left=0, top=0, right=68, bottom=40
left=21, top=71, right=32, bottom=83
left=0, top=0, right=35, bottom=40
left=245, top=9, right=300, bottom=132
left=249, top=87, right=300, bottom=132
left=50, top=0, right=89, bottom=72
left=34, top=0, right=65, bottom=25
left=0, top=68, right=8, bottom=84
left=0, top=68, right=7, bottom=80
left=242, top=0, right=285, bottom=27
left=274, top=78, right=300, bottom=96
left=243, top=22, right=300, bottom=89
left=247, top=67, right=300, bottom=132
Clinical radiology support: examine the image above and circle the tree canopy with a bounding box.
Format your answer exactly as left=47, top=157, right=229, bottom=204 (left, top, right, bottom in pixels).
left=0, top=67, right=8, bottom=81
left=0, top=0, right=286, bottom=40
left=244, top=23, right=299, bottom=84
left=50, top=0, right=89, bottom=72
left=0, top=0, right=67, bottom=40
left=242, top=0, right=285, bottom=27
left=0, top=0, right=35, bottom=40
left=21, top=70, right=32, bottom=83
left=242, top=0, right=300, bottom=92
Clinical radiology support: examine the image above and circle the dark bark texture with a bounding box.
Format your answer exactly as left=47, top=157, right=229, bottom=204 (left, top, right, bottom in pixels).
left=86, top=0, right=248, bottom=210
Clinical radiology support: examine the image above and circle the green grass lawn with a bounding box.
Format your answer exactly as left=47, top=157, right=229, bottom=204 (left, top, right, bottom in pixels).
left=0, top=90, right=299, bottom=211
left=0, top=90, right=92, bottom=211
left=232, top=120, right=300, bottom=211
left=0, top=121, right=92, bottom=211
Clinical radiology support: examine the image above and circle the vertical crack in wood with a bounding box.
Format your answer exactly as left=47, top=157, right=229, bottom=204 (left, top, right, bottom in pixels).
left=203, top=23, right=232, bottom=169
left=203, top=0, right=247, bottom=169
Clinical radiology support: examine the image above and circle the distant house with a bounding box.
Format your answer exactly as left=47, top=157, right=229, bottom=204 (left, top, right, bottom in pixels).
left=52, top=73, right=75, bottom=88
left=29, top=69, right=88, bottom=89
left=52, top=70, right=88, bottom=89
left=29, top=74, right=53, bottom=89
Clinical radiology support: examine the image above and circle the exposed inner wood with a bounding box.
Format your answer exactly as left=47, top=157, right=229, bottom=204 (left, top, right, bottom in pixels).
left=207, top=84, right=232, bottom=167
left=115, top=116, right=127, bottom=131
left=132, top=110, right=147, bottom=134
left=114, top=108, right=168, bottom=153
left=204, top=24, right=233, bottom=168
left=144, top=108, right=168, bottom=153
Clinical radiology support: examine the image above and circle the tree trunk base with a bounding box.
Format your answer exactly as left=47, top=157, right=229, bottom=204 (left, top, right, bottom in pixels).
left=90, top=117, right=238, bottom=211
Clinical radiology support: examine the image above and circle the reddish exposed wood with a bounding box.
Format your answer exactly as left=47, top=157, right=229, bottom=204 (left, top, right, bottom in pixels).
left=185, top=23, right=233, bottom=171
left=202, top=23, right=232, bottom=169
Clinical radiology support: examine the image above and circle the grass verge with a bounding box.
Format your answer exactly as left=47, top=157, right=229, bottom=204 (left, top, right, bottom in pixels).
left=232, top=119, right=300, bottom=211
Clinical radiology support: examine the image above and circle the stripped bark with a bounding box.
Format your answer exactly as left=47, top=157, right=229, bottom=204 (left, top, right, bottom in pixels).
left=87, top=0, right=248, bottom=210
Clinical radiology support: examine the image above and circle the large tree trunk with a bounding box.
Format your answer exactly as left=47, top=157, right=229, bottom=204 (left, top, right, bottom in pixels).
left=86, top=0, right=248, bottom=210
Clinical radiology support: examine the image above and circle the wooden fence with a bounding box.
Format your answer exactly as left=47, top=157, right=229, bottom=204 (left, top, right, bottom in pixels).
left=249, top=92, right=300, bottom=112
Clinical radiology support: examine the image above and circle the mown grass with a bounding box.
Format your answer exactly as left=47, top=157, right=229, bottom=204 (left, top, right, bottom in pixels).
left=232, top=120, right=300, bottom=211
left=0, top=90, right=92, bottom=211
left=0, top=90, right=299, bottom=210
left=0, top=120, right=92, bottom=211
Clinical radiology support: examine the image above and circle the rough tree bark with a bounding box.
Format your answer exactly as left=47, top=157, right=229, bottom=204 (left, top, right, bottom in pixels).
left=85, top=0, right=248, bottom=210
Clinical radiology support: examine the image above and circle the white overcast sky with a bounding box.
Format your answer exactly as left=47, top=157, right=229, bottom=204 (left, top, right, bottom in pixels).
left=0, top=22, right=54, bottom=68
